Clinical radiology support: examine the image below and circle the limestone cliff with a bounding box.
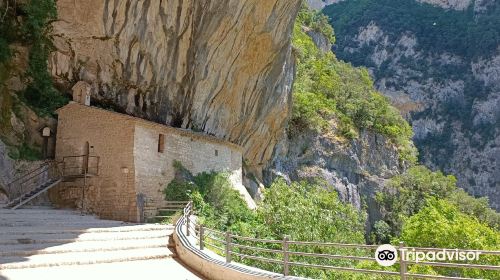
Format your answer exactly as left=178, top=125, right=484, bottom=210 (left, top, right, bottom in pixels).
left=49, top=0, right=301, bottom=171
left=267, top=124, right=403, bottom=225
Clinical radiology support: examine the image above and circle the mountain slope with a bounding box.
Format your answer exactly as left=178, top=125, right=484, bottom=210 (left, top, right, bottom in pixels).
left=267, top=5, right=417, bottom=229
left=323, top=0, right=500, bottom=210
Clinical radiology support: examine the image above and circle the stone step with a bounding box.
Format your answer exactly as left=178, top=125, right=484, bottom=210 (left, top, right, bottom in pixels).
left=0, top=230, right=172, bottom=245
left=0, top=208, right=179, bottom=272
left=0, top=247, right=172, bottom=269
left=0, top=209, right=83, bottom=213
left=0, top=211, right=101, bottom=217
left=0, top=222, right=137, bottom=228
left=0, top=224, right=173, bottom=235
left=158, top=209, right=181, bottom=216
left=0, top=238, right=169, bottom=257
left=147, top=216, right=174, bottom=223
left=0, top=259, right=202, bottom=280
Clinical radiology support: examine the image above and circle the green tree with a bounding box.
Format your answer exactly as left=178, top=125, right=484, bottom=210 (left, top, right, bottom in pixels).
left=447, top=189, right=500, bottom=230
left=376, top=165, right=457, bottom=236
left=376, top=165, right=500, bottom=238
left=399, top=199, right=500, bottom=279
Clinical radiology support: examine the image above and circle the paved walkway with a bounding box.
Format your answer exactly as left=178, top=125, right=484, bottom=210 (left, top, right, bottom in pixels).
left=0, top=259, right=202, bottom=280
left=0, top=206, right=202, bottom=280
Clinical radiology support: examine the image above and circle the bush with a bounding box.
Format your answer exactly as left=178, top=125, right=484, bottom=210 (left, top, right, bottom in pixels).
left=371, top=220, right=392, bottom=244
left=7, top=142, right=42, bottom=161
left=21, top=0, right=67, bottom=115
left=0, top=38, right=11, bottom=64
left=297, top=1, right=335, bottom=44
left=169, top=161, right=370, bottom=279
left=447, top=189, right=500, bottom=230
left=163, top=163, right=255, bottom=230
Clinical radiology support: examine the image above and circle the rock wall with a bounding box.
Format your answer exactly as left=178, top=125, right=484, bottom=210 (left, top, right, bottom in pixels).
left=49, top=0, right=301, bottom=172
left=266, top=121, right=404, bottom=227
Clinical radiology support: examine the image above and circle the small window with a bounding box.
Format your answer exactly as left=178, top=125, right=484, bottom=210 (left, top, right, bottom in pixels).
left=215, top=149, right=218, bottom=156
left=158, top=134, right=165, bottom=153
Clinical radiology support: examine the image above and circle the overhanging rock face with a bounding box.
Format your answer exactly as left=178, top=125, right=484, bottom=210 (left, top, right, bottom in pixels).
left=49, top=0, right=301, bottom=171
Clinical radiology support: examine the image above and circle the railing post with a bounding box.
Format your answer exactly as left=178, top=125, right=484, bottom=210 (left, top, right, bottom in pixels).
left=186, top=207, right=191, bottom=237
left=399, top=241, right=407, bottom=280
left=283, top=235, right=290, bottom=276
left=225, top=231, right=232, bottom=263
left=199, top=225, right=205, bottom=250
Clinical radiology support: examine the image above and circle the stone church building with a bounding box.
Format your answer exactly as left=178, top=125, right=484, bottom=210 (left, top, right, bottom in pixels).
left=49, top=102, right=254, bottom=222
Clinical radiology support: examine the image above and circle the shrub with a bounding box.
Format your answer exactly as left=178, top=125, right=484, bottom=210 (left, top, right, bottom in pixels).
left=296, top=1, right=335, bottom=44
left=371, top=220, right=392, bottom=244
left=7, top=142, right=42, bottom=161
left=191, top=176, right=369, bottom=278
left=163, top=162, right=255, bottom=230
left=447, top=189, right=500, bottom=230
left=21, top=0, right=67, bottom=115
left=0, top=38, right=11, bottom=64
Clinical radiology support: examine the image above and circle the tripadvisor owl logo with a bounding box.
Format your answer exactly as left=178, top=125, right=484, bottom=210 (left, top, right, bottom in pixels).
left=375, top=244, right=398, bottom=267
left=375, top=244, right=482, bottom=267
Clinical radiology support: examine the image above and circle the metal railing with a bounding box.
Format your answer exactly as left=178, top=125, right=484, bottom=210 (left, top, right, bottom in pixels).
left=61, top=155, right=100, bottom=177
left=6, top=161, right=62, bottom=200
left=173, top=201, right=500, bottom=280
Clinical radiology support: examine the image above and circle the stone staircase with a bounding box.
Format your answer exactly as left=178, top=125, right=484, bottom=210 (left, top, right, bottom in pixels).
left=147, top=208, right=182, bottom=223
left=0, top=206, right=202, bottom=279
left=143, top=199, right=187, bottom=223
left=4, top=161, right=63, bottom=210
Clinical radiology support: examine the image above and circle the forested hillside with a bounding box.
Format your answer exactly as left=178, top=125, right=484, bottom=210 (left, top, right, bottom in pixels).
left=323, top=0, right=500, bottom=210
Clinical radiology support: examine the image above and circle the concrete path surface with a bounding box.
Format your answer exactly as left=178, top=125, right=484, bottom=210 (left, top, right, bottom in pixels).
left=0, top=259, right=202, bottom=280
left=0, top=206, right=203, bottom=280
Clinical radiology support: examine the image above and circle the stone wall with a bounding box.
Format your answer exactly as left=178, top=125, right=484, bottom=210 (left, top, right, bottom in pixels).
left=50, top=103, right=253, bottom=222
left=49, top=103, right=138, bottom=221
left=133, top=123, right=254, bottom=218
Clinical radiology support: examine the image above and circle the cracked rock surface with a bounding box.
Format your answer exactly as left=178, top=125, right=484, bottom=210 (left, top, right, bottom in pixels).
left=49, top=0, right=301, bottom=170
